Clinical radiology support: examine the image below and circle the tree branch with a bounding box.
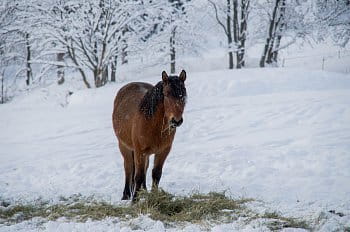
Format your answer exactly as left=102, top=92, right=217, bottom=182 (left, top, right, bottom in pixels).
left=208, top=0, right=229, bottom=36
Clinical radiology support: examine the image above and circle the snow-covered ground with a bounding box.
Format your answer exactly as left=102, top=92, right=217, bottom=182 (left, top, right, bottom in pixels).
left=1, top=68, right=350, bottom=231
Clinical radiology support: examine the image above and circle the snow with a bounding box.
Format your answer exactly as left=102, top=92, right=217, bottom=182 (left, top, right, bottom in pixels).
left=1, top=68, right=350, bottom=231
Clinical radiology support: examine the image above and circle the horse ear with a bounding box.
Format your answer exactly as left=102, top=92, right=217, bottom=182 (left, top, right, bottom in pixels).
left=179, top=70, right=186, bottom=82
left=162, top=71, right=168, bottom=83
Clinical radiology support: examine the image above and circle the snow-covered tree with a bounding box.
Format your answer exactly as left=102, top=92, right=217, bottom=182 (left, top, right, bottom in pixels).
left=209, top=0, right=251, bottom=69
left=32, top=0, right=160, bottom=88
left=136, top=0, right=193, bottom=74
left=1, top=0, right=37, bottom=89
left=314, top=0, right=350, bottom=47
left=258, top=0, right=311, bottom=67
left=1, top=1, right=19, bottom=102
left=168, top=0, right=187, bottom=73
left=128, top=0, right=205, bottom=74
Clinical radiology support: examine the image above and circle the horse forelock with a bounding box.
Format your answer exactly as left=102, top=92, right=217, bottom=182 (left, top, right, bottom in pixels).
left=168, top=76, right=187, bottom=103
left=139, top=77, right=187, bottom=119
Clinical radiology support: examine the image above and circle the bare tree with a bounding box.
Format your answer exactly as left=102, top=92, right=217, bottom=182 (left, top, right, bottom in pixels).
left=235, top=0, right=249, bottom=68
left=259, top=0, right=286, bottom=67
left=24, top=0, right=152, bottom=88
left=209, top=0, right=233, bottom=69
left=1, top=1, right=38, bottom=87
left=24, top=33, right=33, bottom=85
left=64, top=0, right=161, bottom=87
left=168, top=0, right=188, bottom=74
left=0, top=1, right=16, bottom=98
left=209, top=0, right=250, bottom=69
left=258, top=0, right=312, bottom=67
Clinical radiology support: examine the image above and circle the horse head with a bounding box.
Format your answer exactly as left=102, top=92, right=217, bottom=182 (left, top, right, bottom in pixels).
left=161, top=70, right=187, bottom=129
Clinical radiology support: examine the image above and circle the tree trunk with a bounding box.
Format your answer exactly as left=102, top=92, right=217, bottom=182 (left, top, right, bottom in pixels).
left=237, top=0, right=249, bottom=68
left=267, top=0, right=285, bottom=65
left=228, top=51, right=234, bottom=69
left=226, top=0, right=234, bottom=69
left=57, top=53, right=65, bottom=85
left=94, top=69, right=102, bottom=88
left=25, top=33, right=33, bottom=86
left=96, top=40, right=108, bottom=88
left=259, top=37, right=270, bottom=67
left=265, top=39, right=275, bottom=64
left=80, top=71, right=90, bottom=88
left=170, top=27, right=176, bottom=74
left=1, top=74, right=4, bottom=104
left=102, top=66, right=108, bottom=85
left=93, top=67, right=108, bottom=88
left=121, top=40, right=128, bottom=65
left=111, top=56, right=117, bottom=82
left=260, top=0, right=281, bottom=67
left=272, top=0, right=286, bottom=64
left=232, top=0, right=241, bottom=69
left=272, top=35, right=282, bottom=63
left=231, top=0, right=249, bottom=69
left=266, top=5, right=279, bottom=65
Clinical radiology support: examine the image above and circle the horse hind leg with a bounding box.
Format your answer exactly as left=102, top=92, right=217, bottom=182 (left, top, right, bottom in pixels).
left=119, top=143, right=134, bottom=200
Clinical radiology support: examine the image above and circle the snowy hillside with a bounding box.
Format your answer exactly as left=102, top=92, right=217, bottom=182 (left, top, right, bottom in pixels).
left=1, top=68, right=350, bottom=231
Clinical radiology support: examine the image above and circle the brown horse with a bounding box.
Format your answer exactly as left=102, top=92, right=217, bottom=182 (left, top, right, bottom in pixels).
left=112, top=70, right=187, bottom=200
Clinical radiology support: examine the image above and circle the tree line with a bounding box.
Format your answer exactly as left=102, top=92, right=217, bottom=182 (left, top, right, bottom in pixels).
left=0, top=0, right=188, bottom=91
left=0, top=0, right=349, bottom=103
left=209, top=0, right=349, bottom=69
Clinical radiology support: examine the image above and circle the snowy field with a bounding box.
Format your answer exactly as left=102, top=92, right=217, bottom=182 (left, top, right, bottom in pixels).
left=1, top=68, right=350, bottom=231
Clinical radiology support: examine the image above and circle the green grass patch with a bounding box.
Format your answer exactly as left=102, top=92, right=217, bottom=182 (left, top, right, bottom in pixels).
left=134, top=189, right=252, bottom=223
left=0, top=190, right=250, bottom=225
left=0, top=190, right=311, bottom=230
left=0, top=198, right=136, bottom=225
left=262, top=211, right=311, bottom=231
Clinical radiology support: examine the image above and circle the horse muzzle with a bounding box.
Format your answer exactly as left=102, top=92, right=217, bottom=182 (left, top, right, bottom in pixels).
left=170, top=117, right=183, bottom=129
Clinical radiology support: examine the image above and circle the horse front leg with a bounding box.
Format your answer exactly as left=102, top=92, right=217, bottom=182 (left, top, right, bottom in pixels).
left=152, top=146, right=171, bottom=190
left=132, top=150, right=147, bottom=201
left=143, top=155, right=150, bottom=190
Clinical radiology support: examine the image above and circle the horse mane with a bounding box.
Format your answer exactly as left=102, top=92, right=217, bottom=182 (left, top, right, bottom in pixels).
left=139, top=81, right=164, bottom=119
left=139, top=76, right=187, bottom=119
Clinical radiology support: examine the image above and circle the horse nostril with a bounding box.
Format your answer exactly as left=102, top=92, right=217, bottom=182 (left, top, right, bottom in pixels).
left=170, top=117, right=183, bottom=127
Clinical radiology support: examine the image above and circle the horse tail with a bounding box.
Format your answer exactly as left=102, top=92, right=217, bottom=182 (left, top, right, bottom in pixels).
left=131, top=151, right=135, bottom=194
